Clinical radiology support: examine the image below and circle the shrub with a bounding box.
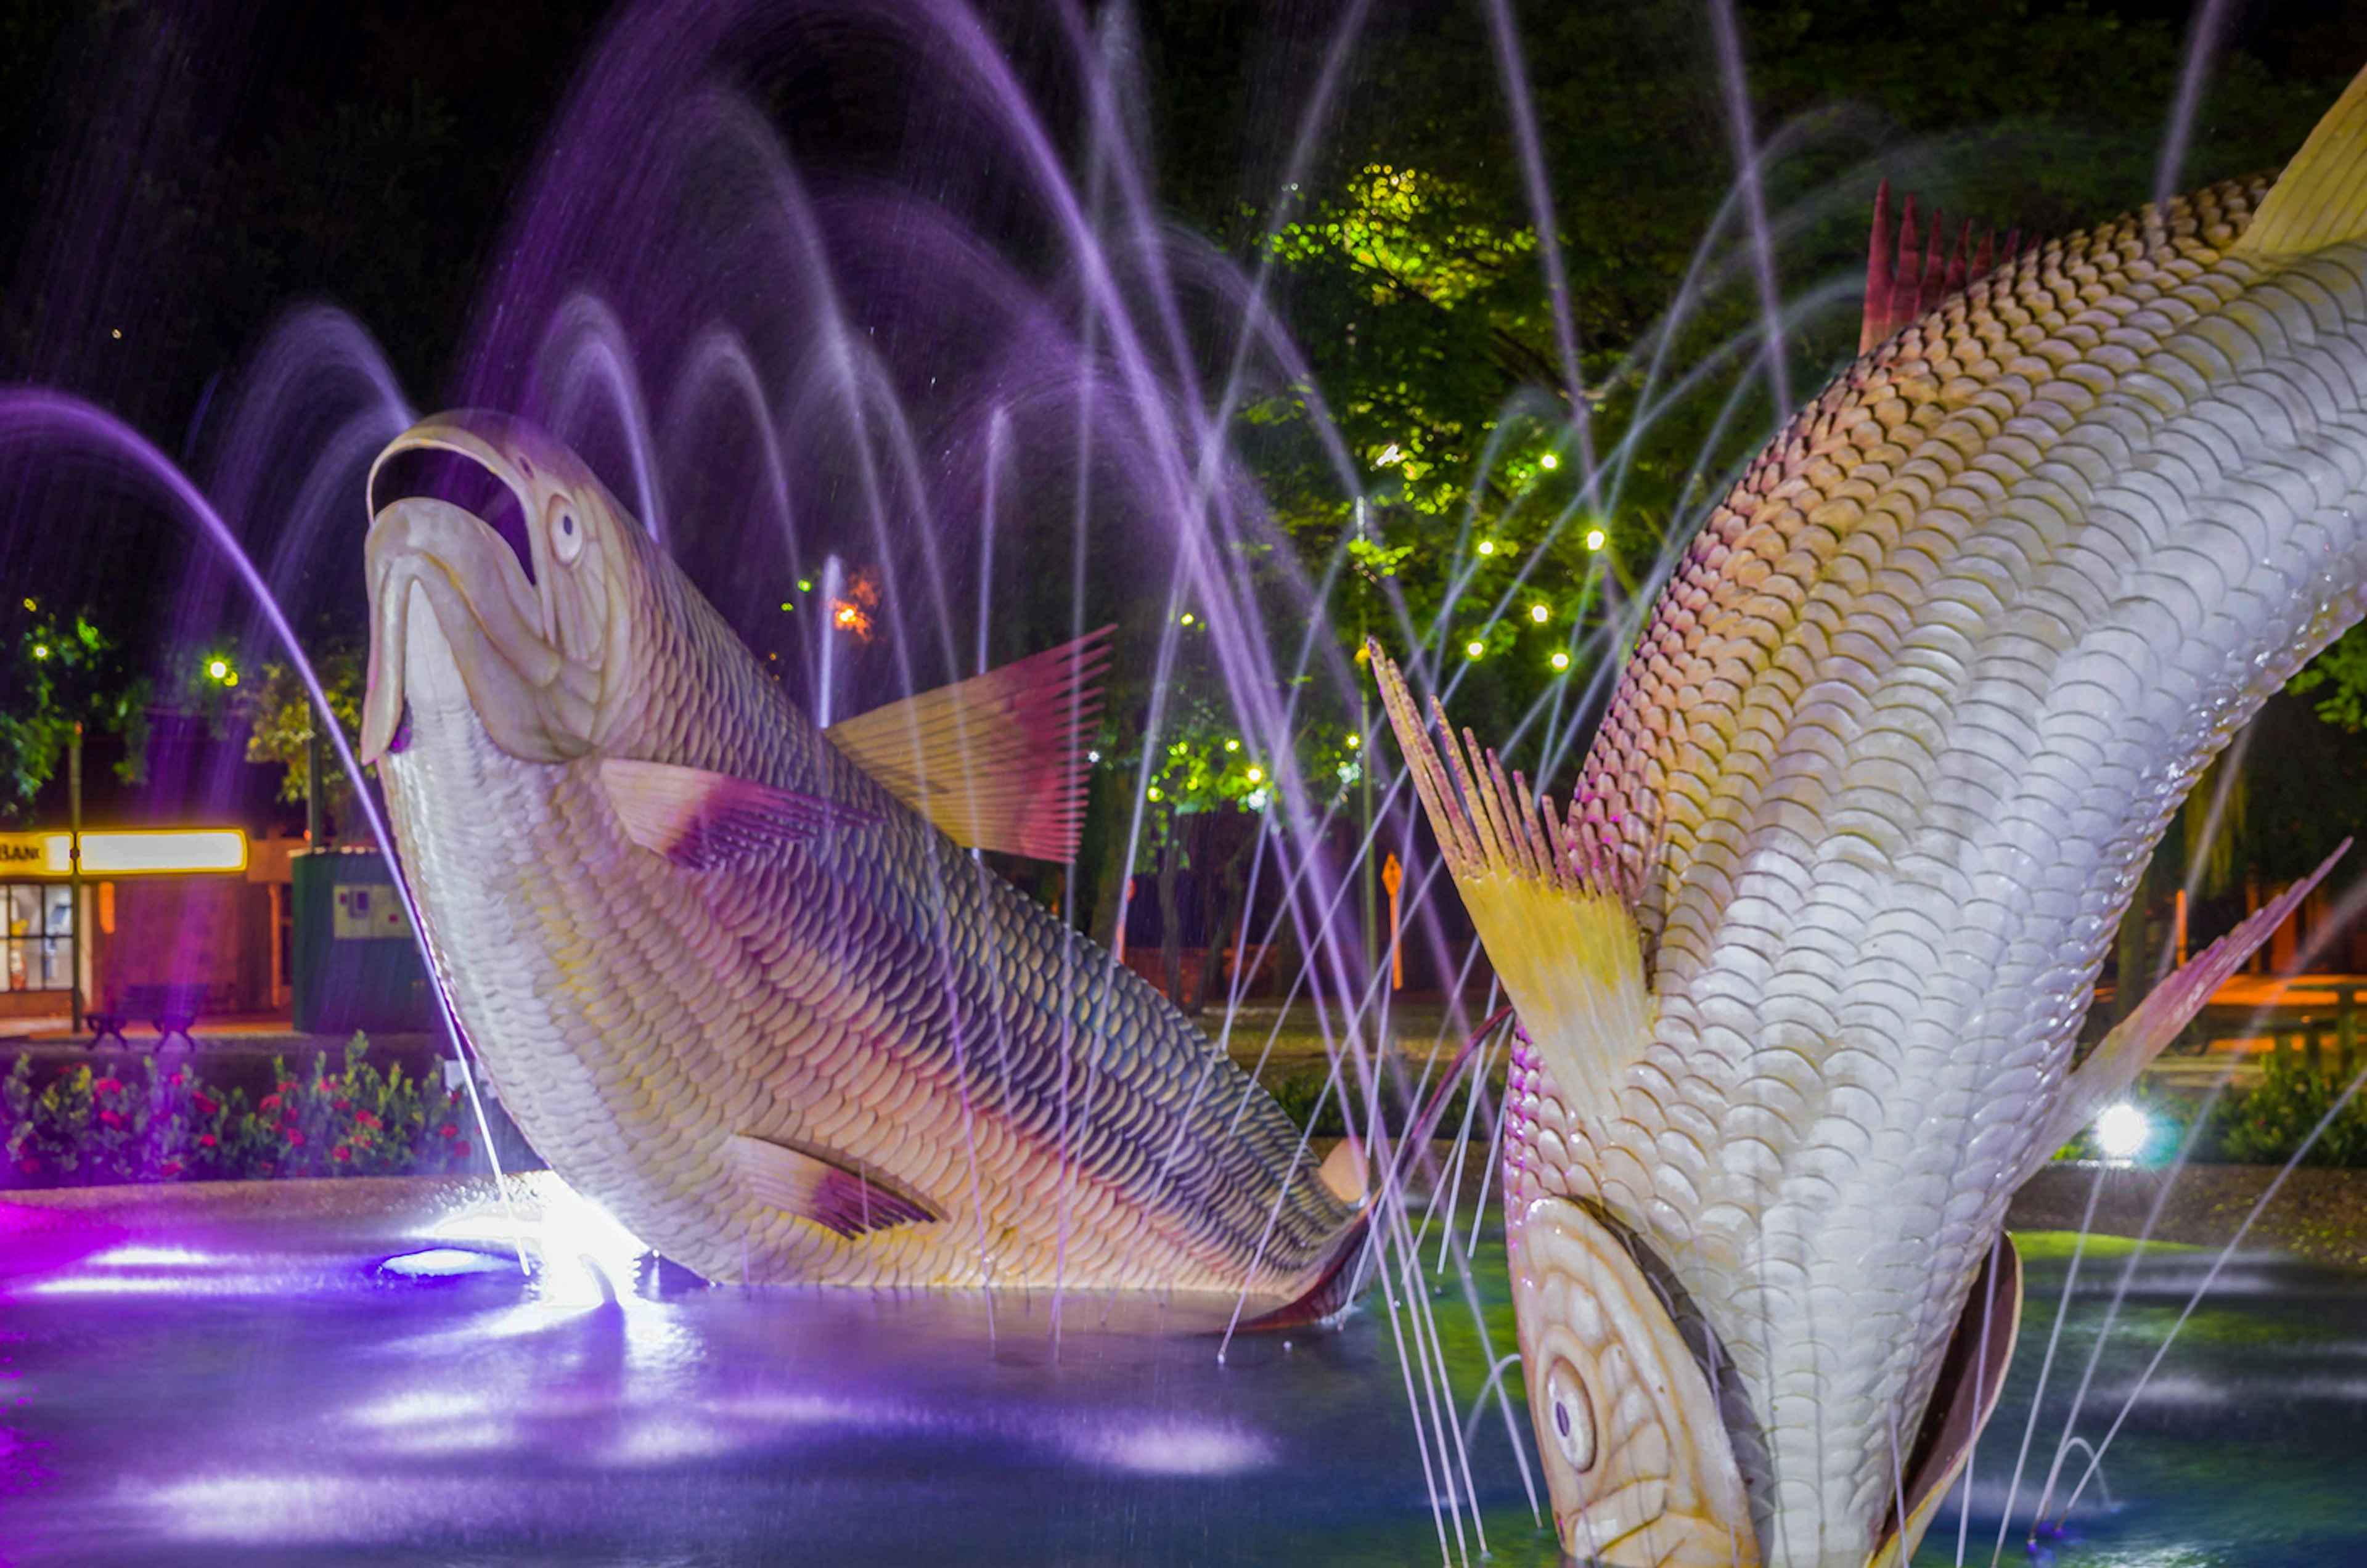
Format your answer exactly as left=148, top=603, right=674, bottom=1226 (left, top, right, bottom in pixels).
left=2, top=1034, right=496, bottom=1188
left=2212, top=1052, right=2367, bottom=1168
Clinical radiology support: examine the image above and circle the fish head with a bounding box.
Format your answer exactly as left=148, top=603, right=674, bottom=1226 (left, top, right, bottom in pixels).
left=361, top=411, right=648, bottom=766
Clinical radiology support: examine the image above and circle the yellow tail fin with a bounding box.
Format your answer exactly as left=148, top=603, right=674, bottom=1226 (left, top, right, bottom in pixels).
left=2232, top=61, right=2367, bottom=255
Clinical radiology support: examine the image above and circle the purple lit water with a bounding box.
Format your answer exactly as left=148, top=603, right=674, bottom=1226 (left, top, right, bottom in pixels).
left=1, top=1183, right=2361, bottom=1568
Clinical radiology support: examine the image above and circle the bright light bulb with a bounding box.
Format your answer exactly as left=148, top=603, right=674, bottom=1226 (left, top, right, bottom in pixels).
left=2095, top=1102, right=2152, bottom=1162
left=1345, top=734, right=1360, bottom=748
left=1529, top=603, right=1549, bottom=623
left=31, top=644, right=48, bottom=660
left=1585, top=528, right=1608, bottom=552
left=1465, top=640, right=1484, bottom=659
left=1539, top=453, right=1558, bottom=471
left=1147, top=786, right=1162, bottom=801
left=1551, top=651, right=1570, bottom=670
left=1245, top=766, right=1263, bottom=783
left=1225, top=738, right=1240, bottom=752
left=1477, top=541, right=1496, bottom=556
left=1180, top=613, right=1195, bottom=625
left=207, top=659, right=229, bottom=680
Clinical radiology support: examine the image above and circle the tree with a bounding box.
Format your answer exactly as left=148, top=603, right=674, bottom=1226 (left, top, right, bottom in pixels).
left=0, top=597, right=148, bottom=824
left=234, top=646, right=365, bottom=838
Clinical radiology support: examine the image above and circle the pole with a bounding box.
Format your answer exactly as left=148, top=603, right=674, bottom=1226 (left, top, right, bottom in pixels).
left=306, top=708, right=325, bottom=848
left=68, top=722, right=83, bottom=1034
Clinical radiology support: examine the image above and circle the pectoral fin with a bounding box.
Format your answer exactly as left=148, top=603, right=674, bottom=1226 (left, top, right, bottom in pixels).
left=2036, top=841, right=2347, bottom=1162
left=1866, top=1236, right=2022, bottom=1568
left=825, top=627, right=1111, bottom=860
left=724, top=1133, right=937, bottom=1239
left=599, top=757, right=862, bottom=870
left=1370, top=642, right=1653, bottom=1117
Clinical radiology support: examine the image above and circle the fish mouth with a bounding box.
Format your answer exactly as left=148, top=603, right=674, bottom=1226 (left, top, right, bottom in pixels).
left=360, top=417, right=585, bottom=766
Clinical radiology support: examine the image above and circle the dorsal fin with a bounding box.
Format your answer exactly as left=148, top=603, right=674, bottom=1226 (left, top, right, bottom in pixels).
left=2232, top=62, right=2367, bottom=254
left=825, top=627, right=1112, bottom=861
left=1860, top=180, right=2018, bottom=352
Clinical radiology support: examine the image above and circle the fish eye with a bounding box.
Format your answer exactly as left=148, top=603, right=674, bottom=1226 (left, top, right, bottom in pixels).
left=550, top=504, right=584, bottom=565
left=1544, top=1360, right=1595, bottom=1472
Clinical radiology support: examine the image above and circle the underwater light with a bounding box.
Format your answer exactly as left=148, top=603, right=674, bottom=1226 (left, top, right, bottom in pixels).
left=2095, top=1101, right=2152, bottom=1162
left=1585, top=528, right=1608, bottom=552
left=380, top=1248, right=514, bottom=1281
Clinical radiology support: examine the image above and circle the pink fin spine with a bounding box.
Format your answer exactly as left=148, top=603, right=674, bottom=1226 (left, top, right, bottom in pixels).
left=1365, top=640, right=1645, bottom=906
left=1860, top=179, right=2020, bottom=352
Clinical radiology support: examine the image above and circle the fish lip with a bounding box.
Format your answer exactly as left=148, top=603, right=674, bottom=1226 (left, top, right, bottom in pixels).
left=361, top=496, right=573, bottom=766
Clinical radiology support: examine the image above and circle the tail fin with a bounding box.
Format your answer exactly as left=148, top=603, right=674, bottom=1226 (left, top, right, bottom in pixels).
left=1237, top=1007, right=1513, bottom=1332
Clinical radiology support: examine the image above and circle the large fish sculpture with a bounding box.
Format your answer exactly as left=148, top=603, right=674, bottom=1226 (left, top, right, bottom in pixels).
left=1373, top=63, right=2367, bottom=1568
left=356, top=409, right=1369, bottom=1313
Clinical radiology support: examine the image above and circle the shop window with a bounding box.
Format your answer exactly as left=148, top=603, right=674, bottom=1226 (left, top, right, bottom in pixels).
left=4, top=882, right=73, bottom=992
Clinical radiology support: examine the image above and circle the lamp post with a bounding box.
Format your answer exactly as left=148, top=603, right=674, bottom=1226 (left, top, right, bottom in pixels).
left=68, top=721, right=82, bottom=1033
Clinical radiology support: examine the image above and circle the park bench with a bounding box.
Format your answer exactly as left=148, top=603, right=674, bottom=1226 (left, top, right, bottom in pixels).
left=87, top=982, right=232, bottom=1050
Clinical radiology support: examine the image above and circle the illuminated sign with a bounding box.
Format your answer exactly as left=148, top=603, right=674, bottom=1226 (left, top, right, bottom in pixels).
left=0, top=829, right=248, bottom=876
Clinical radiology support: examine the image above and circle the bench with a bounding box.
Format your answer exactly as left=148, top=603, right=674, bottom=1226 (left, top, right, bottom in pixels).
left=89, top=982, right=232, bottom=1050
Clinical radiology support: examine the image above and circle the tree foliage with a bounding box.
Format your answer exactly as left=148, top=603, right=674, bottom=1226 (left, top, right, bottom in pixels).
left=0, top=597, right=149, bottom=823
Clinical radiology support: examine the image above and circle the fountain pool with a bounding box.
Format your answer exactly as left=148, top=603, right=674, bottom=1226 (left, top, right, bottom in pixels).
left=0, top=1178, right=2359, bottom=1567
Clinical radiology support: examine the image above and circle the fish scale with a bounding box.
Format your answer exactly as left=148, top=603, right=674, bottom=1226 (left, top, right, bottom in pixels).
left=372, top=439, right=1355, bottom=1301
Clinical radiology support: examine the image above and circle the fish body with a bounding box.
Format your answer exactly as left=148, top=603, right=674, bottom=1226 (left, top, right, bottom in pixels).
left=1378, top=67, right=2367, bottom=1568
left=359, top=413, right=1359, bottom=1304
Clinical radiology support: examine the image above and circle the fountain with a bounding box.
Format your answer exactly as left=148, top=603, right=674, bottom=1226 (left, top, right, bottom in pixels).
left=3, top=1, right=2365, bottom=1564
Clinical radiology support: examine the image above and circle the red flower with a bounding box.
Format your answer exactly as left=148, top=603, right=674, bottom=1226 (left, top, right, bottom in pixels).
left=332, top=1146, right=351, bottom=1162
left=159, top=1159, right=183, bottom=1178
left=194, top=1092, right=218, bottom=1114
left=286, top=1130, right=306, bottom=1148
left=93, top=1078, right=121, bottom=1095
left=197, top=1133, right=216, bottom=1148
left=452, top=1141, right=470, bottom=1158
left=17, top=1157, right=36, bottom=1174
left=355, top=1111, right=381, bottom=1130
left=332, top=1098, right=350, bottom=1112
left=439, top=1124, right=458, bottom=1138
left=97, top=1109, right=123, bottom=1128
left=166, top=1073, right=184, bottom=1088
left=258, top=1094, right=282, bottom=1113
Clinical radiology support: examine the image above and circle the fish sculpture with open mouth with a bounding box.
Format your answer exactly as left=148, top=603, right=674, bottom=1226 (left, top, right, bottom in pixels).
left=1373, top=62, right=2367, bottom=1568
left=357, top=410, right=1371, bottom=1316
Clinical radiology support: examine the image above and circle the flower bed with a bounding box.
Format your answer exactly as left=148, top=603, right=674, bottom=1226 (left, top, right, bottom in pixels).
left=1, top=1035, right=535, bottom=1188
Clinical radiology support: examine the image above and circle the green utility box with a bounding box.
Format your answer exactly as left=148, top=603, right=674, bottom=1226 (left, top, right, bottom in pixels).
left=290, top=846, right=437, bottom=1035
